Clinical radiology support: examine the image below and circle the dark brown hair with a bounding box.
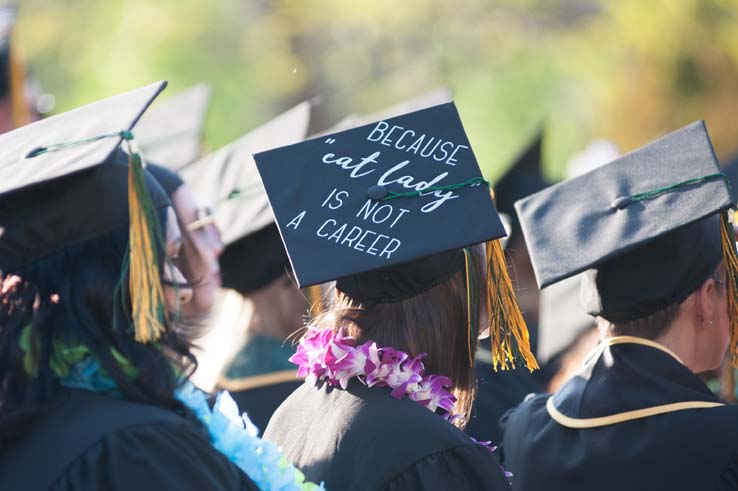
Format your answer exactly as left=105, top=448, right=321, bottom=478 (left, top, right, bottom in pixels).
left=597, top=304, right=681, bottom=340
left=310, top=246, right=487, bottom=429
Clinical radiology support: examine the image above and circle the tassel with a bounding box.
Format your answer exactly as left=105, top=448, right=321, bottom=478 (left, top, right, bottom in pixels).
left=307, top=285, right=323, bottom=318
left=463, top=248, right=477, bottom=368
left=486, top=239, right=539, bottom=371
left=126, top=141, right=168, bottom=343
left=720, top=210, right=738, bottom=367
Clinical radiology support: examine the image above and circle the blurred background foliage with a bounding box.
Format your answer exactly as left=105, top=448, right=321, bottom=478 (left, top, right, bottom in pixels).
left=15, top=0, right=738, bottom=180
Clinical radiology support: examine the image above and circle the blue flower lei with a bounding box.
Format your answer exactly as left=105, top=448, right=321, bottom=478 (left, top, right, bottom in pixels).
left=47, top=345, right=324, bottom=491
left=175, top=382, right=325, bottom=491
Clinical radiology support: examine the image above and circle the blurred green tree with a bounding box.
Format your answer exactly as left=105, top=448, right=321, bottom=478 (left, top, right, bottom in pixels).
left=15, top=0, right=738, bottom=179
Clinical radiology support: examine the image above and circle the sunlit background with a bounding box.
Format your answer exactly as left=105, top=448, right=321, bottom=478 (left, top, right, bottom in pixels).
left=15, top=0, right=738, bottom=179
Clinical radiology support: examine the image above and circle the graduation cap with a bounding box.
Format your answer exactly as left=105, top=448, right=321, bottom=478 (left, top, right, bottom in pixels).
left=180, top=101, right=311, bottom=294
left=493, top=129, right=548, bottom=243
left=135, top=84, right=211, bottom=170
left=515, top=121, right=738, bottom=365
left=255, top=102, right=537, bottom=371
left=0, top=80, right=172, bottom=344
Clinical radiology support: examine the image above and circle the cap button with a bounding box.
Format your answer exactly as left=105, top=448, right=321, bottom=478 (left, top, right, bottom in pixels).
left=610, top=196, right=633, bottom=210
left=367, top=185, right=388, bottom=201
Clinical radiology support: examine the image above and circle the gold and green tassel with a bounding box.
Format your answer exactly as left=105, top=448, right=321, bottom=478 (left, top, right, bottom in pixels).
left=486, top=238, right=539, bottom=372
left=124, top=137, right=168, bottom=343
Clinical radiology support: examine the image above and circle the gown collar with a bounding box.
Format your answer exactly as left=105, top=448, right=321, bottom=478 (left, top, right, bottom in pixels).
left=547, top=336, right=723, bottom=428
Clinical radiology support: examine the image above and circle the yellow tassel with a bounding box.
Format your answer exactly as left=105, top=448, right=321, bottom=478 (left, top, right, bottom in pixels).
left=127, top=144, right=167, bottom=343
left=487, top=239, right=539, bottom=371
left=720, top=210, right=738, bottom=367
left=9, top=43, right=30, bottom=128
left=307, top=284, right=323, bottom=318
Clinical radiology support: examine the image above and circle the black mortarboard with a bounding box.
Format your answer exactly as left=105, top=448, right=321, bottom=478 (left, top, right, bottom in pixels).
left=515, top=121, right=738, bottom=336
left=0, top=81, right=173, bottom=343
left=135, top=84, right=210, bottom=170
left=494, top=130, right=548, bottom=242
left=255, top=102, right=503, bottom=288
left=256, top=102, right=538, bottom=370
left=180, top=102, right=311, bottom=293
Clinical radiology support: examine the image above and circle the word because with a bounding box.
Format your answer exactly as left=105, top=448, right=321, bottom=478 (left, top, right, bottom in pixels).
left=366, top=121, right=469, bottom=166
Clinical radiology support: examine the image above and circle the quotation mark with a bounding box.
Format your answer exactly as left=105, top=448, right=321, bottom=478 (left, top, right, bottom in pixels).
left=325, top=138, right=336, bottom=144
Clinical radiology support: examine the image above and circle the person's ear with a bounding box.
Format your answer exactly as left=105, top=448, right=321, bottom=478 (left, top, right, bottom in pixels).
left=696, top=277, right=717, bottom=328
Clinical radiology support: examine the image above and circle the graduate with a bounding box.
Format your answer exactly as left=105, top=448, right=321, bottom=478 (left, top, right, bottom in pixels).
left=0, top=82, right=321, bottom=491
left=181, top=101, right=312, bottom=428
left=501, top=121, right=738, bottom=490
left=256, top=102, right=538, bottom=490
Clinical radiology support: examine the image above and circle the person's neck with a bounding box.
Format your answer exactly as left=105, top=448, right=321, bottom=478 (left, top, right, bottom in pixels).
left=654, top=320, right=700, bottom=372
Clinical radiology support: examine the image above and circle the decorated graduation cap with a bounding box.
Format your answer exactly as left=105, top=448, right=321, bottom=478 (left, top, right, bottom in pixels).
left=255, top=102, right=537, bottom=371
left=0, top=81, right=172, bottom=344
left=180, top=101, right=311, bottom=294
left=516, top=121, right=738, bottom=365
left=135, top=84, right=211, bottom=170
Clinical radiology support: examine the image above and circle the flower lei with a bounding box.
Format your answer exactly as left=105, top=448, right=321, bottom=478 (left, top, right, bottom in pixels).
left=176, top=383, right=325, bottom=491
left=290, top=326, right=512, bottom=479
left=291, top=326, right=457, bottom=418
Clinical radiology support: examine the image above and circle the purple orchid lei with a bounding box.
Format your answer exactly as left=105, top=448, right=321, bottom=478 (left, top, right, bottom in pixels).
left=290, top=326, right=514, bottom=479
left=290, top=326, right=457, bottom=418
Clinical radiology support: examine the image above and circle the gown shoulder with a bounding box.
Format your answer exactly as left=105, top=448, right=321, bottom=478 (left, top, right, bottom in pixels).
left=50, top=414, right=260, bottom=491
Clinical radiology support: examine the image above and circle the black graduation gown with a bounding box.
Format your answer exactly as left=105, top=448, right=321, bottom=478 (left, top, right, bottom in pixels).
left=500, top=338, right=738, bottom=491
left=0, top=389, right=259, bottom=491
left=466, top=347, right=542, bottom=444
left=220, top=334, right=301, bottom=432
left=264, top=380, right=510, bottom=491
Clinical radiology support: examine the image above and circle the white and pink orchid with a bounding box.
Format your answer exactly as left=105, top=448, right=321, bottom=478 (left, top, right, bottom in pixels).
left=289, top=326, right=458, bottom=419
